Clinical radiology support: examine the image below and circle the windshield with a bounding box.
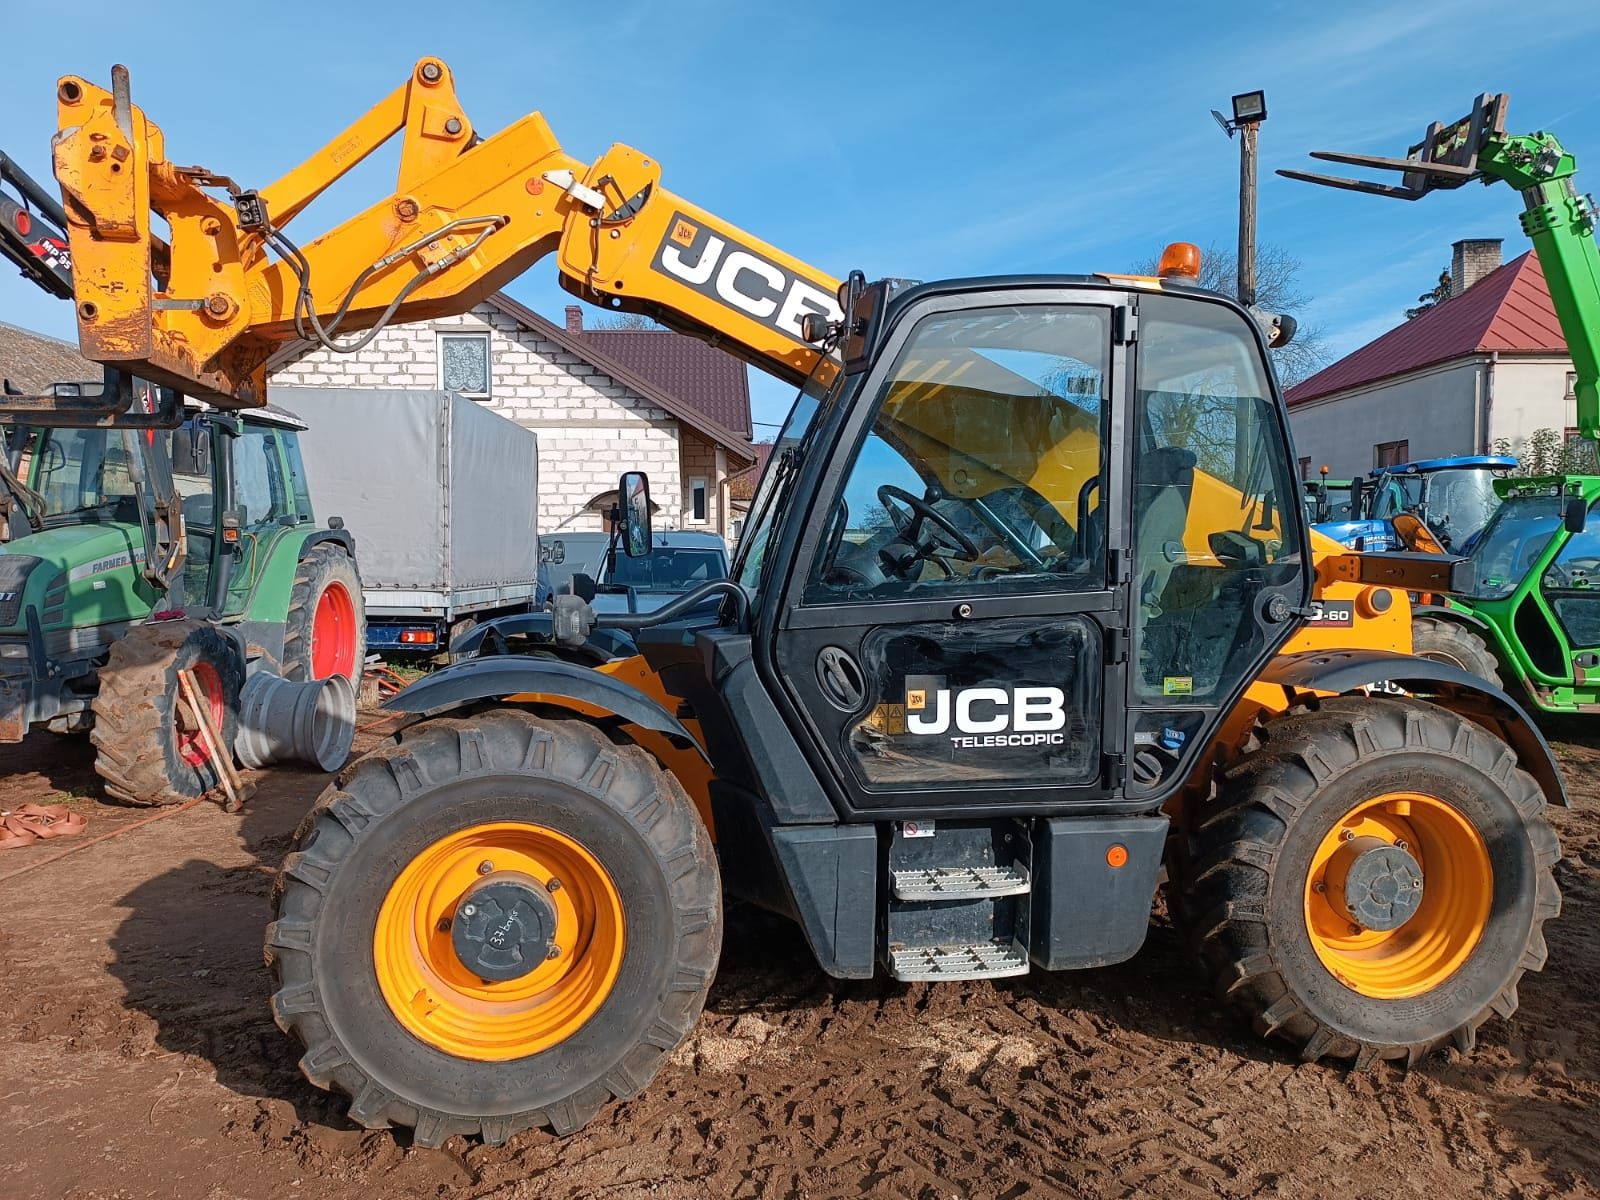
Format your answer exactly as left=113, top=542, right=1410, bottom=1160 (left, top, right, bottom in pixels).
left=732, top=367, right=844, bottom=601
left=30, top=428, right=140, bottom=520
left=1466, top=494, right=1562, bottom=599
left=607, top=547, right=727, bottom=592
left=1423, top=468, right=1504, bottom=551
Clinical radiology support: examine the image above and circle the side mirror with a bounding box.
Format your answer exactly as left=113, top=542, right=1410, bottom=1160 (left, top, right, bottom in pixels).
left=569, top=571, right=598, bottom=603
left=618, top=471, right=653, bottom=557
left=171, top=426, right=211, bottom=476
left=1565, top=494, right=1588, bottom=534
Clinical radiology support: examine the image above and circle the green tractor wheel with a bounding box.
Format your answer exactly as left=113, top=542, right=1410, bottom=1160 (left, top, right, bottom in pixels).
left=1411, top=615, right=1502, bottom=688
left=90, top=621, right=245, bottom=806
left=282, top=545, right=365, bottom=688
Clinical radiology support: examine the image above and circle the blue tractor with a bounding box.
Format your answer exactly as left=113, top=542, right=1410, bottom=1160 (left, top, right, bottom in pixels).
left=1313, top=455, right=1516, bottom=553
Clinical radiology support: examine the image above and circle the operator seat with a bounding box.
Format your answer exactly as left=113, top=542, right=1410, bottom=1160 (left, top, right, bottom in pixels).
left=1133, top=447, right=1197, bottom=612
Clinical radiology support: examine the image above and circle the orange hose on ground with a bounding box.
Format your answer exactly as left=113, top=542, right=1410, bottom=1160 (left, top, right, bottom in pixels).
left=0, top=797, right=205, bottom=887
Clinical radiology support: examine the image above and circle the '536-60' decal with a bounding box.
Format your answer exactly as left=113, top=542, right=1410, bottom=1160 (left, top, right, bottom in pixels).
left=1304, top=599, right=1353, bottom=627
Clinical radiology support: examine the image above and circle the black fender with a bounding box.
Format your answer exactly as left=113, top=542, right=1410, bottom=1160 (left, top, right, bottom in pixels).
left=1411, top=601, right=1494, bottom=636
left=382, top=654, right=708, bottom=760
left=1259, top=649, right=1567, bottom=807
left=450, top=611, right=637, bottom=664
left=300, top=528, right=357, bottom=560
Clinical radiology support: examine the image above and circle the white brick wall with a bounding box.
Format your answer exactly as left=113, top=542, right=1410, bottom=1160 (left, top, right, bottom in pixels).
left=269, top=305, right=684, bottom=533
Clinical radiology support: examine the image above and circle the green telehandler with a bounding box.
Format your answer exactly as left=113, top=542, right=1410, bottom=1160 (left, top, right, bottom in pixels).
left=1285, top=92, right=1600, bottom=714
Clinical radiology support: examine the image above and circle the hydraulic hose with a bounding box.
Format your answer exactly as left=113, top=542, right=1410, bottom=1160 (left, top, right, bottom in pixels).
left=592, top=579, right=748, bottom=632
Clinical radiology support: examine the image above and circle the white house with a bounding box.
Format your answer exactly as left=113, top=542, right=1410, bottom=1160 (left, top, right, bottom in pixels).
left=268, top=294, right=756, bottom=538
left=1288, top=239, right=1578, bottom=477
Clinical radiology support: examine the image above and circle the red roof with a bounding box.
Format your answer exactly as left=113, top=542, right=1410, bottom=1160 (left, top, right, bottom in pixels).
left=575, top=325, right=751, bottom=439
left=488, top=296, right=754, bottom=466
left=1287, top=252, right=1568, bottom=405
left=729, top=441, right=774, bottom=502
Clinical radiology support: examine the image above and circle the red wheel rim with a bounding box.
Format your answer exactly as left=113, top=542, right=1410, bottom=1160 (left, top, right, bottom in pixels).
left=176, top=660, right=225, bottom=768
left=311, top=582, right=358, bottom=680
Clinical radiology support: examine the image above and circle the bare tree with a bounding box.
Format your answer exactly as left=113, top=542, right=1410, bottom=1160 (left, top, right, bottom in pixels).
left=1406, top=268, right=1453, bottom=320
left=588, top=312, right=663, bottom=331
left=1129, top=243, right=1331, bottom=389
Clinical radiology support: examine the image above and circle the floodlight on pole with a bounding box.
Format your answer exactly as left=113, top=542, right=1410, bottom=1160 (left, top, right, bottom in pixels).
left=1212, top=89, right=1267, bottom=307
left=1230, top=90, right=1268, bottom=125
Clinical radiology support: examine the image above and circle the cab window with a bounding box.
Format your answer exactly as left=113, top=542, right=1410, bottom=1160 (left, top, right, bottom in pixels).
left=804, top=305, right=1110, bottom=602
left=1132, top=295, right=1300, bottom=703
left=1542, top=498, right=1600, bottom=647
left=234, top=426, right=289, bottom=528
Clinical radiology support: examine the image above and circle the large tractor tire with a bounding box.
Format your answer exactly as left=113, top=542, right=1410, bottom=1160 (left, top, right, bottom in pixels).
left=90, top=620, right=245, bottom=806
left=282, top=544, right=365, bottom=688
left=266, top=709, right=721, bottom=1147
left=1411, top=614, right=1502, bottom=688
left=1182, top=696, right=1559, bottom=1067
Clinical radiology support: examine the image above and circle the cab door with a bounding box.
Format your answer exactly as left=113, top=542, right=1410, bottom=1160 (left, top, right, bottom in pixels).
left=771, top=292, right=1129, bottom=817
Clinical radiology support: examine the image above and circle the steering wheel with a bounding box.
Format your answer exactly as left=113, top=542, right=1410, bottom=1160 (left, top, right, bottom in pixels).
left=877, top=484, right=981, bottom=560
left=1553, top=556, right=1600, bottom=588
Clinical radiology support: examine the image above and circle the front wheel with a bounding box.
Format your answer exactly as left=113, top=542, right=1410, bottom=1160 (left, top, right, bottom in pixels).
left=90, top=620, right=244, bottom=806
left=266, top=709, right=721, bottom=1146
left=1411, top=614, right=1502, bottom=688
left=1182, top=696, right=1560, bottom=1066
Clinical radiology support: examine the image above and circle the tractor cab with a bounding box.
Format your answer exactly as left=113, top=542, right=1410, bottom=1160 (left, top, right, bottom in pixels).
left=0, top=401, right=326, bottom=740
left=1423, top=475, right=1600, bottom=707
left=1368, top=455, right=1515, bottom=552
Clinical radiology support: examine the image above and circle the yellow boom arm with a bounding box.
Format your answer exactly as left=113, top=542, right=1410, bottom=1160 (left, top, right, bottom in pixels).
left=47, top=58, right=841, bottom=407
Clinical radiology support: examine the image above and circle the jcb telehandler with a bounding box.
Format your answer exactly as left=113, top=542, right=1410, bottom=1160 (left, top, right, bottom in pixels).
left=17, top=61, right=1564, bottom=1146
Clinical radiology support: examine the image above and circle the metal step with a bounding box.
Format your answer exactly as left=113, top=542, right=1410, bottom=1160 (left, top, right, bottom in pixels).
left=888, top=940, right=1030, bottom=982
left=891, top=864, right=1031, bottom=901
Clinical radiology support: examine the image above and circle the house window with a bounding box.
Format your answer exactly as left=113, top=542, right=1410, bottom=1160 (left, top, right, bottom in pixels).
left=689, top=477, right=708, bottom=524
left=438, top=332, right=491, bottom=399
left=1566, top=371, right=1578, bottom=401
left=1298, top=456, right=1311, bottom=479
left=1374, top=439, right=1409, bottom=468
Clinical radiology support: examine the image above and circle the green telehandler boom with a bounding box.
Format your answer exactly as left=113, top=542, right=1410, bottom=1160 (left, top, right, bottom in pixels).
left=1284, top=93, right=1600, bottom=713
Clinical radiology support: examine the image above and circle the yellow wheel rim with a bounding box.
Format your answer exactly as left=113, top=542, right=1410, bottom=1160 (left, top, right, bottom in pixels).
left=1304, top=792, right=1491, bottom=999
left=374, top=822, right=624, bottom=1061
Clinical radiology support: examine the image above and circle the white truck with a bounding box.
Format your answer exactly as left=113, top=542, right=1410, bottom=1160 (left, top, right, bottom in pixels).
left=283, top=388, right=541, bottom=656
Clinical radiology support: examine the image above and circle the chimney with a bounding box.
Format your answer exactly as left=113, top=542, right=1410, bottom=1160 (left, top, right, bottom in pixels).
left=565, top=304, right=584, bottom=333
left=1450, top=238, right=1503, bottom=298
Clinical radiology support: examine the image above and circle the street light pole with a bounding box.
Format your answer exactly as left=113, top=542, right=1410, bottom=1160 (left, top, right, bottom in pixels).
left=1214, top=91, right=1267, bottom=307
left=1238, top=119, right=1258, bottom=307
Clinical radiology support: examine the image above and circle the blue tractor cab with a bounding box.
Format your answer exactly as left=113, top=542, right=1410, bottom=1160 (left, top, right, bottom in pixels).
left=1313, top=454, right=1516, bottom=552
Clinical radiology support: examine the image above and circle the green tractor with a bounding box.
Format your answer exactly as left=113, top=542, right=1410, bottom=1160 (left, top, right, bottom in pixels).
left=1407, top=475, right=1600, bottom=713
left=1, top=399, right=364, bottom=803
left=1286, top=92, right=1600, bottom=714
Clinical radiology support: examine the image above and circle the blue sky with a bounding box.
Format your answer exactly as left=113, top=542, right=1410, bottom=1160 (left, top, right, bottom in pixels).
left=2, top=0, right=1596, bottom=433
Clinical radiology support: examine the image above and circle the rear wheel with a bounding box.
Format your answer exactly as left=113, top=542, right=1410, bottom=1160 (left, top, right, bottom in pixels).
left=283, top=545, right=365, bottom=688
left=90, top=621, right=244, bottom=806
left=266, top=709, right=721, bottom=1146
left=1411, top=615, right=1501, bottom=688
left=1182, top=696, right=1560, bottom=1066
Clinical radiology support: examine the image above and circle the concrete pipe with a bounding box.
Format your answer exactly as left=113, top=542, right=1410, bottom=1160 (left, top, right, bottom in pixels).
left=235, top=671, right=356, bottom=772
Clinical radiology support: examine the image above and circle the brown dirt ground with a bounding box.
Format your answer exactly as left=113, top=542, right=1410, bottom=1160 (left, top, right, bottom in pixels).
left=0, top=717, right=1595, bottom=1200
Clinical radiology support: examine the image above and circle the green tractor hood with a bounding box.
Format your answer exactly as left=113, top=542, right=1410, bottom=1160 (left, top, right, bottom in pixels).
left=0, top=522, right=156, bottom=636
